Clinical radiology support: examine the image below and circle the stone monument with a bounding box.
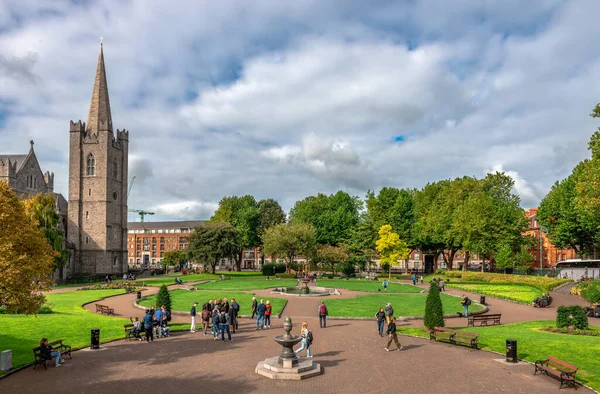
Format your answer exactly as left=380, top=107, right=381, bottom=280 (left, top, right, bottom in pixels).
left=255, top=316, right=322, bottom=380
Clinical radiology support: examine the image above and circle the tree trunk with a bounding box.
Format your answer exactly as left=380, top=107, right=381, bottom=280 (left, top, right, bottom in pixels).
left=462, top=252, right=470, bottom=271
left=211, top=262, right=216, bottom=274
left=235, top=249, right=242, bottom=271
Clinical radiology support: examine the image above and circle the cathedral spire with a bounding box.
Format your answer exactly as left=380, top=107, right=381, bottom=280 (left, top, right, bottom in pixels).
left=86, top=42, right=113, bottom=135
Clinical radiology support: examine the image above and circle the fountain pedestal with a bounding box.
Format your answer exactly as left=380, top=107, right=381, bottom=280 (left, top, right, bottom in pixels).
left=255, top=316, right=322, bottom=380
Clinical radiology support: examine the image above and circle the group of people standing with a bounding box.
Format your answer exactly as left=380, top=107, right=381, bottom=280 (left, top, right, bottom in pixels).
left=250, top=297, right=273, bottom=329
left=129, top=305, right=171, bottom=342
left=190, top=298, right=240, bottom=342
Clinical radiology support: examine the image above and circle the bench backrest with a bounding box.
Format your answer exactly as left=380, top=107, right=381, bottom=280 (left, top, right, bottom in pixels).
left=48, top=340, right=62, bottom=347
left=473, top=314, right=501, bottom=319
left=124, top=324, right=134, bottom=329
left=454, top=331, right=478, bottom=337
left=32, top=346, right=41, bottom=355
left=547, top=356, right=578, bottom=373
left=433, top=327, right=452, bottom=332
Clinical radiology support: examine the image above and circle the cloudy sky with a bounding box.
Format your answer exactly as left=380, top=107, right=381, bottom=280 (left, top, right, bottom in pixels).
left=1, top=0, right=599, bottom=221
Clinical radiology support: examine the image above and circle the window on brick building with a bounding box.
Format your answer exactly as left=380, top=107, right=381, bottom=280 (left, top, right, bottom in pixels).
left=86, top=154, right=95, bottom=176
left=160, top=252, right=164, bottom=258
left=152, top=252, right=156, bottom=258
left=152, top=244, right=156, bottom=251
left=152, top=237, right=156, bottom=243
left=160, top=244, right=164, bottom=251
left=160, top=237, right=164, bottom=243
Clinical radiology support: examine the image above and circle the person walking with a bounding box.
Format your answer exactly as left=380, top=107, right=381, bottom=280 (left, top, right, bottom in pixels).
left=375, top=308, right=386, bottom=337
left=385, top=317, right=402, bottom=351
left=190, top=302, right=198, bottom=332
left=384, top=303, right=394, bottom=325
left=419, top=275, right=424, bottom=284
left=294, top=322, right=313, bottom=358
left=251, top=297, right=258, bottom=319
left=318, top=301, right=328, bottom=328
left=264, top=300, right=272, bottom=328
left=461, top=294, right=471, bottom=317
left=143, top=309, right=154, bottom=343
left=412, top=274, right=417, bottom=285
left=256, top=299, right=266, bottom=330
left=382, top=280, right=388, bottom=292
left=439, top=280, right=445, bottom=292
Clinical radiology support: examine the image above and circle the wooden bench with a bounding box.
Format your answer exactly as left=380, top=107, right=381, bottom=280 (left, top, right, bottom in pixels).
left=95, top=303, right=114, bottom=315
left=535, top=356, right=578, bottom=389
left=124, top=324, right=146, bottom=341
left=430, top=327, right=478, bottom=349
left=32, top=340, right=72, bottom=370
left=468, top=313, right=501, bottom=327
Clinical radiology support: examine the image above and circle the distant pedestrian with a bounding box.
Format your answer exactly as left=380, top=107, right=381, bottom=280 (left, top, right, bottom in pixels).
left=294, top=322, right=313, bottom=358
left=384, top=303, right=394, bottom=325
left=201, top=306, right=211, bottom=335
left=439, top=280, right=445, bottom=292
left=382, top=280, right=388, bottom=292
left=420, top=275, right=424, bottom=284
left=385, top=317, right=402, bottom=352
left=219, top=308, right=232, bottom=342
left=412, top=274, right=417, bottom=285
left=212, top=307, right=220, bottom=339
left=190, top=302, right=198, bottom=332
left=123, top=273, right=127, bottom=281
left=375, top=308, right=386, bottom=337
left=318, top=301, right=328, bottom=328
left=256, top=299, right=266, bottom=330
left=105, top=274, right=109, bottom=284
left=143, top=309, right=154, bottom=343
left=461, top=294, right=471, bottom=317
left=251, top=297, right=258, bottom=319
left=264, top=300, right=272, bottom=328
left=231, top=298, right=240, bottom=331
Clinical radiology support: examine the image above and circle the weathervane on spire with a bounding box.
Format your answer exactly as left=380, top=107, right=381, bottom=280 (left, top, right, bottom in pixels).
left=100, top=36, right=103, bottom=45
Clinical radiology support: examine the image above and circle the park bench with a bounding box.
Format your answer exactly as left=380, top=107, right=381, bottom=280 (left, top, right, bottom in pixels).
left=124, top=324, right=146, bottom=341
left=32, top=340, right=72, bottom=370
left=429, top=327, right=479, bottom=349
left=95, top=303, right=114, bottom=315
left=467, top=313, right=502, bottom=327
left=534, top=355, right=579, bottom=389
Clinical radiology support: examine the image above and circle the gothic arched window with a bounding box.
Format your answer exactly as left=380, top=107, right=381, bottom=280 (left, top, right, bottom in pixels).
left=112, top=158, right=118, bottom=179
left=86, top=154, right=95, bottom=176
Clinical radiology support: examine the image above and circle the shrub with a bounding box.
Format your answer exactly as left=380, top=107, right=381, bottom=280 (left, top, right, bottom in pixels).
left=262, top=263, right=286, bottom=276
left=37, top=305, right=53, bottom=314
left=275, top=273, right=297, bottom=278
left=556, top=305, right=589, bottom=330
left=340, top=262, right=356, bottom=276
left=424, top=281, right=444, bottom=329
left=573, top=280, right=600, bottom=303
left=155, top=285, right=172, bottom=313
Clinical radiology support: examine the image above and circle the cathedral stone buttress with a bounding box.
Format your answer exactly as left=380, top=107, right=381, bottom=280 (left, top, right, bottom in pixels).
left=67, top=44, right=129, bottom=276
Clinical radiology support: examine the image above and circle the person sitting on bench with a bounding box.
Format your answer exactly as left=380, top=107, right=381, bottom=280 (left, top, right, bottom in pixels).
left=39, top=338, right=64, bottom=368
left=175, top=278, right=183, bottom=285
left=130, top=317, right=143, bottom=340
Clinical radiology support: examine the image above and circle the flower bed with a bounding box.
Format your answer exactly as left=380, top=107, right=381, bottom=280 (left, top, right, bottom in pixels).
left=447, top=282, right=542, bottom=304
left=435, top=271, right=570, bottom=293
left=541, top=326, right=600, bottom=336
left=571, top=280, right=600, bottom=303
left=78, top=281, right=142, bottom=293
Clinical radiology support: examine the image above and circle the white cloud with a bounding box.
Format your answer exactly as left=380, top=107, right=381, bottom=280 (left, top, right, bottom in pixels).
left=151, top=201, right=218, bottom=221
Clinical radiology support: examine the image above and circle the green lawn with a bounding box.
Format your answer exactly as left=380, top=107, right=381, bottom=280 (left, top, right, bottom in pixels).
left=0, top=290, right=189, bottom=371
left=139, top=289, right=287, bottom=315
left=195, top=279, right=298, bottom=291
left=139, top=272, right=264, bottom=287
left=397, top=321, right=600, bottom=391
left=447, top=282, right=542, bottom=304
left=324, top=293, right=483, bottom=318
left=318, top=279, right=422, bottom=293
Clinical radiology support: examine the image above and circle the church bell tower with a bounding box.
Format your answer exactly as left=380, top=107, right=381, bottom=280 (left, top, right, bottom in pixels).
left=67, top=43, right=129, bottom=276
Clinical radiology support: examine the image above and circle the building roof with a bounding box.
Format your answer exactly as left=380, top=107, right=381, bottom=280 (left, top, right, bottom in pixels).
left=128, top=220, right=206, bottom=231
left=0, top=154, right=28, bottom=172
left=87, top=44, right=113, bottom=135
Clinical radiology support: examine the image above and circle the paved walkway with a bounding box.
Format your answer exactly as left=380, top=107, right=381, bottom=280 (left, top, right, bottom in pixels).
left=2, top=279, right=595, bottom=393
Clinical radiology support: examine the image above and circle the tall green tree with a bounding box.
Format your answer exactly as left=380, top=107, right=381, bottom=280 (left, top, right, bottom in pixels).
left=162, top=250, right=188, bottom=271
left=347, top=214, right=378, bottom=273
left=366, top=187, right=415, bottom=249
left=256, top=198, right=286, bottom=265
left=188, top=222, right=239, bottom=274
left=24, top=193, right=69, bottom=279
left=262, top=223, right=316, bottom=273
left=289, top=191, right=360, bottom=246
left=424, top=280, right=444, bottom=329
left=0, top=181, right=55, bottom=314
left=314, top=244, right=349, bottom=273
left=376, top=224, right=409, bottom=278
left=155, top=284, right=172, bottom=313
left=210, top=195, right=259, bottom=271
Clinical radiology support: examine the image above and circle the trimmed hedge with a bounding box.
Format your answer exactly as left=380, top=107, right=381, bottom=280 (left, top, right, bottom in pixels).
left=571, top=280, right=600, bottom=303
left=557, top=305, right=588, bottom=330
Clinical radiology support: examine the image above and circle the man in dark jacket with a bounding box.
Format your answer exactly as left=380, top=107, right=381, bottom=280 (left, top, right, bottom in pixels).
left=228, top=302, right=237, bottom=333
left=385, top=317, right=402, bottom=351
left=231, top=298, right=240, bottom=331
left=143, top=309, right=154, bottom=343
left=219, top=308, right=232, bottom=341
left=256, top=299, right=266, bottom=330
left=251, top=297, right=258, bottom=319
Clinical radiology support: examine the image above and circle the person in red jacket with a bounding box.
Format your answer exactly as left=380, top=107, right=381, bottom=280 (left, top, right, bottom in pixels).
left=264, top=300, right=272, bottom=328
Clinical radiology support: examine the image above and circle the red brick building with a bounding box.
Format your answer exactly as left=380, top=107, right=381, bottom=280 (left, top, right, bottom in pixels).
left=524, top=208, right=576, bottom=268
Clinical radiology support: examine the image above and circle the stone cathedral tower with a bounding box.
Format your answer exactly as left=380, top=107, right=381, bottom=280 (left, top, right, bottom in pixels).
left=67, top=44, right=129, bottom=276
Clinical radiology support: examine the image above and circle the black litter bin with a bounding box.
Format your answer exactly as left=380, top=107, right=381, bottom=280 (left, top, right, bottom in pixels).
left=137, top=291, right=142, bottom=300
left=480, top=295, right=486, bottom=305
left=91, top=328, right=100, bottom=350
left=506, top=339, right=517, bottom=363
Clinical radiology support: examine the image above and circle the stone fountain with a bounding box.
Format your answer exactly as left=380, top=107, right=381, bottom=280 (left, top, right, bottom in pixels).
left=255, top=316, right=322, bottom=380
left=299, top=278, right=311, bottom=294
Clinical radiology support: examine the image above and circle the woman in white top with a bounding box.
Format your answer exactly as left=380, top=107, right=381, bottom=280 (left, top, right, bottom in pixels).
left=294, top=322, right=313, bottom=358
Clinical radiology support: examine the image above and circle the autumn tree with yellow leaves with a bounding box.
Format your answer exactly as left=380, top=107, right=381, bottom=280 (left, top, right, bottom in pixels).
left=0, top=181, right=54, bottom=314
left=376, top=224, right=409, bottom=278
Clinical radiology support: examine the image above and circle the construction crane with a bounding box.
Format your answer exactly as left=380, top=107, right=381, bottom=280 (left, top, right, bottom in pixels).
left=128, top=209, right=155, bottom=222
left=127, top=176, right=136, bottom=198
